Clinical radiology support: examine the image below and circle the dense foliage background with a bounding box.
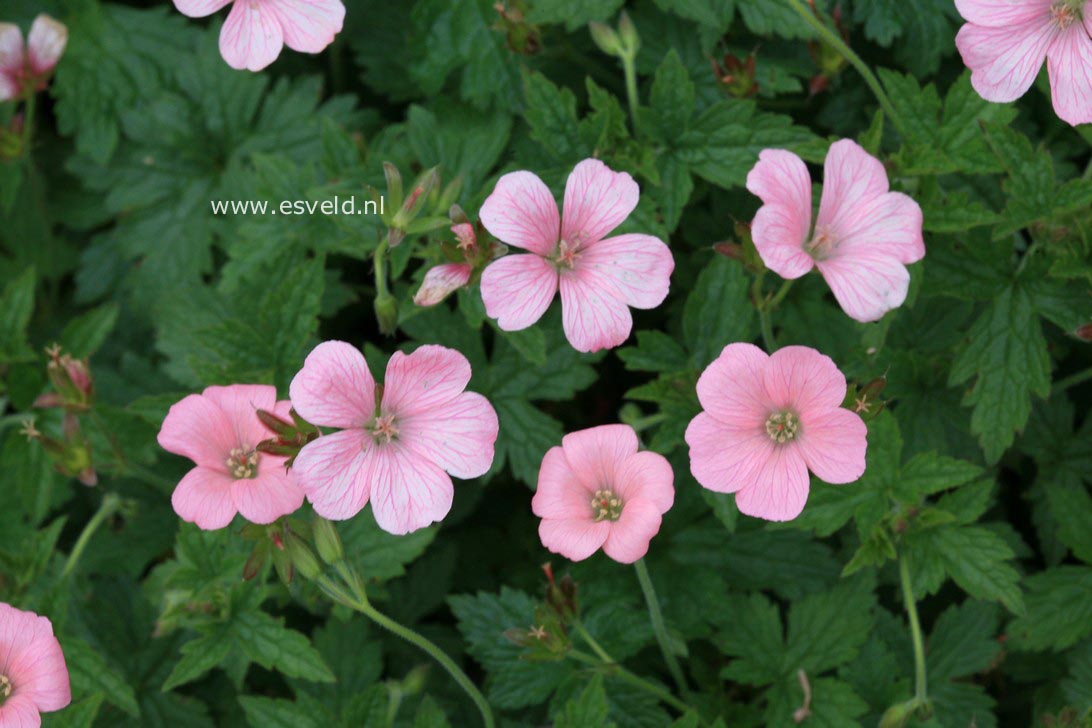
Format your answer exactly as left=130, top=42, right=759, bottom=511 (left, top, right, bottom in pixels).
left=1, top=0, right=1091, bottom=726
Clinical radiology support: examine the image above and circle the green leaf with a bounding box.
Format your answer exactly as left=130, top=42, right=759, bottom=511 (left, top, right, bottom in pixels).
left=715, top=592, right=785, bottom=685
left=894, top=453, right=984, bottom=501
left=784, top=575, right=876, bottom=674
left=162, top=626, right=234, bottom=691
left=59, top=304, right=120, bottom=358
left=527, top=0, right=625, bottom=29
left=682, top=256, right=755, bottom=366
left=555, top=674, right=615, bottom=728
left=929, top=525, right=1024, bottom=614
left=1009, top=567, right=1092, bottom=650
left=339, top=508, right=437, bottom=581
left=63, top=637, right=141, bottom=717
left=40, top=694, right=105, bottom=728
left=0, top=266, right=35, bottom=363
left=618, top=330, right=689, bottom=372
left=239, top=696, right=323, bottom=728
left=522, top=69, right=584, bottom=163
left=234, top=611, right=336, bottom=683
left=927, top=600, right=1002, bottom=682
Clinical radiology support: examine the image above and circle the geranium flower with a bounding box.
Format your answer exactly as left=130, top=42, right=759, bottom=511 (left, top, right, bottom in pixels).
left=955, top=0, right=1092, bottom=126
left=532, top=424, right=674, bottom=563
left=414, top=223, right=485, bottom=307
left=478, top=158, right=674, bottom=353
left=0, top=603, right=70, bottom=727
left=158, top=384, right=305, bottom=530
left=746, top=139, right=924, bottom=323
left=0, top=15, right=67, bottom=102
left=685, top=343, right=866, bottom=522
left=171, top=0, right=344, bottom=72
left=289, top=341, right=499, bottom=535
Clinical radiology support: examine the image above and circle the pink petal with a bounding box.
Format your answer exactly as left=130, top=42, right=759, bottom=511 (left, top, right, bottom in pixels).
left=289, top=341, right=376, bottom=429
left=685, top=412, right=774, bottom=494
left=532, top=446, right=596, bottom=520
left=816, top=250, right=912, bottom=323
left=733, top=446, right=811, bottom=522
left=171, top=467, right=239, bottom=530
left=0, top=605, right=70, bottom=714
left=265, top=0, right=344, bottom=53
left=399, top=392, right=499, bottom=479
left=368, top=443, right=454, bottom=535
left=746, top=149, right=815, bottom=279
left=560, top=424, right=639, bottom=491
left=413, top=263, right=472, bottom=307
left=828, top=190, right=925, bottom=266
left=0, top=694, right=43, bottom=727
left=694, top=342, right=771, bottom=428
left=815, top=140, right=890, bottom=233
left=1047, top=23, right=1092, bottom=126
left=230, top=460, right=305, bottom=524
left=578, top=233, right=674, bottom=309
left=955, top=0, right=1052, bottom=26
left=381, top=345, right=471, bottom=418
left=202, top=384, right=277, bottom=450
left=602, top=499, right=663, bottom=563
left=559, top=269, right=632, bottom=352
left=0, top=74, right=17, bottom=103
left=538, top=517, right=610, bottom=562
left=797, top=408, right=867, bottom=484
left=560, top=159, right=639, bottom=247
left=763, top=346, right=848, bottom=417
left=480, top=254, right=558, bottom=331
left=479, top=171, right=560, bottom=256
left=613, top=451, right=675, bottom=514
left=158, top=394, right=235, bottom=470
left=0, top=24, right=25, bottom=102
left=219, top=0, right=284, bottom=71
left=955, top=10, right=1055, bottom=103
left=172, top=0, right=232, bottom=18
left=25, top=15, right=66, bottom=76
left=292, top=430, right=372, bottom=520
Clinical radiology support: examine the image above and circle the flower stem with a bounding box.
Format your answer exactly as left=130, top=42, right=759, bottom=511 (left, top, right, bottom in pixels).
left=622, top=52, right=640, bottom=130
left=21, top=93, right=36, bottom=155
left=899, top=556, right=928, bottom=710
left=62, top=493, right=122, bottom=578
left=1052, top=365, right=1092, bottom=394
left=785, top=0, right=906, bottom=136
left=568, top=649, right=692, bottom=715
left=374, top=238, right=391, bottom=298
left=634, top=559, right=691, bottom=701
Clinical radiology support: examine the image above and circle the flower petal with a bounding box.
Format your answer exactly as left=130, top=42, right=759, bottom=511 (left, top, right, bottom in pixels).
left=733, top=446, right=811, bottom=522
left=816, top=139, right=890, bottom=233
left=685, top=412, right=774, bottom=494
left=413, top=263, right=472, bottom=306
left=816, top=250, right=911, bottom=323
left=202, top=384, right=278, bottom=449
left=158, top=394, right=235, bottom=470
left=538, top=517, right=610, bottom=562
left=480, top=254, right=558, bottom=331
left=0, top=23, right=25, bottom=101
left=602, top=499, right=663, bottom=563
left=382, top=345, right=471, bottom=418
left=955, top=0, right=1052, bottom=26
left=265, top=0, right=344, bottom=53
left=764, top=345, right=849, bottom=417
left=368, top=443, right=454, bottom=535
left=0, top=695, right=44, bottom=728
left=828, top=191, right=925, bottom=266
left=579, top=233, right=674, bottom=309
left=559, top=268, right=632, bottom=352
left=0, top=606, right=70, bottom=713
left=1047, top=22, right=1092, bottom=126
left=26, top=15, right=66, bottom=76
left=560, top=424, right=639, bottom=491
left=955, top=9, right=1055, bottom=103
left=479, top=171, right=560, bottom=255
left=399, top=391, right=498, bottom=479
left=172, top=0, right=232, bottom=18
left=797, top=408, right=867, bottom=484
left=219, top=0, right=284, bottom=71
left=231, top=460, right=305, bottom=524
left=746, top=149, right=815, bottom=279
left=289, top=341, right=376, bottom=429
left=694, top=342, right=771, bottom=428
left=171, top=467, right=238, bottom=530
left=561, top=158, right=639, bottom=247
left=292, top=430, right=372, bottom=520
left=614, top=451, right=675, bottom=514
left=533, top=446, right=595, bottom=520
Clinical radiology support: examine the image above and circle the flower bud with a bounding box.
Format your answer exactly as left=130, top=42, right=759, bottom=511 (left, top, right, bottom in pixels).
left=382, top=162, right=403, bottom=210
left=285, top=533, right=322, bottom=581
left=312, top=516, right=344, bottom=565
left=1075, top=323, right=1092, bottom=342
left=374, top=291, right=399, bottom=335
left=243, top=540, right=271, bottom=581
left=617, top=12, right=639, bottom=57
left=413, top=263, right=472, bottom=307
left=271, top=545, right=294, bottom=585
left=41, top=345, right=94, bottom=412
left=588, top=22, right=622, bottom=57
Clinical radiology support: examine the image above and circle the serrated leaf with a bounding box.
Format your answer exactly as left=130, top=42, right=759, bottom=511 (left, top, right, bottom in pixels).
left=1009, top=567, right=1092, bottom=650
left=682, top=256, right=754, bottom=367
left=234, top=611, right=336, bottom=683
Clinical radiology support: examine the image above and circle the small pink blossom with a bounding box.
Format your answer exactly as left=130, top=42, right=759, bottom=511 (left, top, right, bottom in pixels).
left=685, top=343, right=866, bottom=522
left=955, top=0, right=1092, bottom=126
left=289, top=341, right=499, bottom=535
left=171, top=0, right=344, bottom=72
left=478, top=159, right=674, bottom=353
left=0, top=603, right=70, bottom=727
left=0, top=15, right=67, bottom=102
left=746, top=140, right=924, bottom=323
left=158, top=384, right=305, bottom=530
left=413, top=263, right=472, bottom=307
left=532, top=424, right=674, bottom=563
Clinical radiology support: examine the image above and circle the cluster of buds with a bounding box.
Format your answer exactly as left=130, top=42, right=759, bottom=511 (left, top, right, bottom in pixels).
left=242, top=514, right=344, bottom=586
left=805, top=2, right=849, bottom=96
left=504, top=564, right=578, bottom=660
left=588, top=12, right=639, bottom=64
left=23, top=344, right=97, bottom=485
left=370, top=163, right=458, bottom=250
left=711, top=52, right=759, bottom=98
left=413, top=205, right=507, bottom=307
left=493, top=1, right=540, bottom=55
left=843, top=376, right=887, bottom=422
left=0, top=15, right=67, bottom=103
left=253, top=407, right=319, bottom=468
left=35, top=344, right=93, bottom=412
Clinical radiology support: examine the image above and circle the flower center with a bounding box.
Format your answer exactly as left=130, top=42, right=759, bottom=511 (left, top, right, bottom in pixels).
left=369, top=413, right=399, bottom=444
left=1052, top=0, right=1082, bottom=28
left=553, top=239, right=580, bottom=269
left=765, top=411, right=800, bottom=443
left=590, top=489, right=623, bottom=522
left=0, top=674, right=12, bottom=700
left=225, top=447, right=259, bottom=479
left=805, top=225, right=837, bottom=259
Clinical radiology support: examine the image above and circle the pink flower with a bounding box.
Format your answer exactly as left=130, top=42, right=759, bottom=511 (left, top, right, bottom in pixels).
left=0, top=603, right=70, bottom=727
left=289, top=341, right=499, bottom=535
left=955, top=0, right=1092, bottom=126
left=413, top=263, right=472, bottom=307
left=171, top=0, right=344, bottom=72
left=532, top=424, right=674, bottom=563
left=158, top=384, right=305, bottom=530
left=478, top=159, right=674, bottom=353
left=0, top=15, right=67, bottom=102
left=746, top=139, right=924, bottom=323
left=685, top=343, right=867, bottom=522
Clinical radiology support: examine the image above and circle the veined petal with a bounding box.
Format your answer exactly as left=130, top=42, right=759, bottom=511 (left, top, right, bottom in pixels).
left=171, top=467, right=238, bottom=530
left=368, top=443, right=454, bottom=535
left=559, top=268, right=633, bottom=352
left=0, top=694, right=44, bottom=728
left=219, top=0, right=284, bottom=71
left=578, top=233, right=673, bottom=309
left=533, top=446, right=595, bottom=520
left=797, top=408, right=867, bottom=484
left=614, top=451, right=675, bottom=514
left=602, top=499, right=663, bottom=563
left=292, top=429, right=372, bottom=519
left=1047, top=22, right=1092, bottom=126
left=816, top=140, right=890, bottom=234
left=746, top=149, right=815, bottom=279
left=830, top=190, right=925, bottom=266
left=202, top=384, right=277, bottom=450
left=685, top=412, right=775, bottom=494
left=559, top=424, right=639, bottom=491
left=955, top=10, right=1056, bottom=103
left=479, top=171, right=560, bottom=255
left=816, top=250, right=912, bottom=323
left=413, top=263, right=472, bottom=306
left=734, top=446, right=810, bottom=522
left=0, top=23, right=25, bottom=101
left=158, top=393, right=236, bottom=470
left=399, top=391, right=498, bottom=479
left=694, top=342, right=771, bottom=428
left=480, top=254, right=558, bottom=331
left=538, top=517, right=610, bottom=561
left=382, top=345, right=471, bottom=418
left=231, top=460, right=305, bottom=524
left=266, top=0, right=344, bottom=53
left=289, top=341, right=376, bottom=429
left=26, top=15, right=66, bottom=76
left=172, top=0, right=232, bottom=18
left=764, top=345, right=849, bottom=417
left=561, top=158, right=639, bottom=247
left=955, top=0, right=1053, bottom=26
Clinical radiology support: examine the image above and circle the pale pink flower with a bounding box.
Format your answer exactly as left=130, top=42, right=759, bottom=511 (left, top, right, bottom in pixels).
left=532, top=424, right=674, bottom=563
left=955, top=0, right=1092, bottom=126
left=413, top=223, right=478, bottom=307
left=171, top=0, right=344, bottom=72
left=478, top=159, right=674, bottom=353
left=289, top=341, right=499, bottom=535
left=685, top=343, right=867, bottom=522
left=158, top=384, right=305, bottom=530
left=0, top=15, right=67, bottom=102
left=746, top=139, right=924, bottom=323
left=0, top=603, right=70, bottom=727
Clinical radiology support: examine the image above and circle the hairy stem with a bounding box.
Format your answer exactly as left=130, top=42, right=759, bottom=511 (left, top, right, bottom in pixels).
left=634, top=559, right=692, bottom=701
left=62, top=493, right=122, bottom=578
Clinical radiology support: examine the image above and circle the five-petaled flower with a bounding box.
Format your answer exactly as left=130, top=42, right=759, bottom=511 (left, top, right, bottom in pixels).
left=685, top=343, right=867, bottom=522
left=171, top=0, right=345, bottom=72
left=0, top=603, right=70, bottom=727
left=532, top=424, right=674, bottom=563
left=955, top=0, right=1092, bottom=126
left=158, top=384, right=305, bottom=530
left=478, top=158, right=674, bottom=353
left=288, top=341, right=499, bottom=535
left=0, top=14, right=67, bottom=102
left=746, top=139, right=925, bottom=323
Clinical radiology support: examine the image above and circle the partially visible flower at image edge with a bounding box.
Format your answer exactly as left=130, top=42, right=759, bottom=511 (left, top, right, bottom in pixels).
left=0, top=14, right=67, bottom=102
left=158, top=384, right=305, bottom=530
left=532, top=424, right=674, bottom=563
left=171, top=0, right=345, bottom=72
left=288, top=341, right=499, bottom=535
left=0, top=602, right=71, bottom=727
left=685, top=343, right=867, bottom=522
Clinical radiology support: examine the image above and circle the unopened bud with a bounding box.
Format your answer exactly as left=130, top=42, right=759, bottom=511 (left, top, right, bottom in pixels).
left=588, top=22, right=622, bottom=57
left=374, top=292, right=399, bottom=335
left=243, top=540, right=271, bottom=581
left=398, top=665, right=430, bottom=696
left=285, top=533, right=322, bottom=581
left=383, top=162, right=403, bottom=210
left=272, top=545, right=294, bottom=585
left=617, top=12, right=639, bottom=56
left=257, top=409, right=296, bottom=438
left=1076, top=323, right=1092, bottom=342
left=312, top=516, right=344, bottom=565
